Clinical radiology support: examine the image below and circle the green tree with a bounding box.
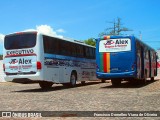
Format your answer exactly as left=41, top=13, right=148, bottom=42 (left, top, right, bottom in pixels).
left=0, top=55, right=3, bottom=60
left=99, top=17, right=132, bottom=36
left=84, top=38, right=96, bottom=46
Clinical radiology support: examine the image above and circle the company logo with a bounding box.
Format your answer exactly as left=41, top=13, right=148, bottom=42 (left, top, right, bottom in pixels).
left=104, top=40, right=114, bottom=45
left=9, top=58, right=32, bottom=65
left=9, top=59, right=18, bottom=64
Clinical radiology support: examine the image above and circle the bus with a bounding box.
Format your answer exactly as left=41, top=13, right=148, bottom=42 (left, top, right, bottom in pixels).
left=3, top=31, right=96, bottom=88
left=96, top=35, right=157, bottom=86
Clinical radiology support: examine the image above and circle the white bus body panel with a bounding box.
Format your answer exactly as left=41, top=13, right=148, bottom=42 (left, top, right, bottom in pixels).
left=3, top=32, right=97, bottom=83
left=3, top=33, right=45, bottom=82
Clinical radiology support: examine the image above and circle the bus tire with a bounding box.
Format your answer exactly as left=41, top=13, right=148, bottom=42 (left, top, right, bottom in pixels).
left=130, top=78, right=138, bottom=85
left=141, top=78, right=146, bottom=84
left=70, top=72, right=77, bottom=87
left=151, top=77, right=154, bottom=81
left=39, top=81, right=53, bottom=89
left=142, top=70, right=147, bottom=84
left=81, top=81, right=86, bottom=85
left=101, top=79, right=106, bottom=83
left=62, top=83, right=70, bottom=87
left=111, top=79, right=121, bottom=86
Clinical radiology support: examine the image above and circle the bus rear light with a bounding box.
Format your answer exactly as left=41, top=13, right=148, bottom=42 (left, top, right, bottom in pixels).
left=37, top=61, right=42, bottom=70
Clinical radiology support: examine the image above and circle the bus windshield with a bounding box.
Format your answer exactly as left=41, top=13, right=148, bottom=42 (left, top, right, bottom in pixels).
left=4, top=32, right=37, bottom=50
left=99, top=38, right=131, bottom=52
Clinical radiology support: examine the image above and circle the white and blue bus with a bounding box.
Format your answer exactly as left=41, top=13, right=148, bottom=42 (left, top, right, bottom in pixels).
left=3, top=31, right=96, bottom=88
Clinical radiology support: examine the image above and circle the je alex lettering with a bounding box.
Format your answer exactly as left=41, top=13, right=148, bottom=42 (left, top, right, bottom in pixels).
left=9, top=58, right=32, bottom=64
left=115, top=39, right=128, bottom=44
left=19, top=58, right=32, bottom=64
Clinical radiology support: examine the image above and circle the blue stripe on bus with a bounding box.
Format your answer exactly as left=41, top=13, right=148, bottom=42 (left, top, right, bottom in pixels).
left=44, top=53, right=96, bottom=63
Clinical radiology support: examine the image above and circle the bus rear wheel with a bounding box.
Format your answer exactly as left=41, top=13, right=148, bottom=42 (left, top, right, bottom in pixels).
left=141, top=71, right=147, bottom=84
left=111, top=79, right=121, bottom=86
left=70, top=72, right=77, bottom=87
left=81, top=81, right=86, bottom=85
left=151, top=77, right=154, bottom=81
left=101, top=79, right=106, bottom=83
left=39, top=81, right=53, bottom=89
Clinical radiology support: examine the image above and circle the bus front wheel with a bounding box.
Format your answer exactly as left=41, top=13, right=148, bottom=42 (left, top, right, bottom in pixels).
left=111, top=79, right=121, bottom=86
left=39, top=81, right=53, bottom=89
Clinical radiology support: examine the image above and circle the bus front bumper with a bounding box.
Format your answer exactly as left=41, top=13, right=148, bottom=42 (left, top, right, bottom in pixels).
left=96, top=71, right=136, bottom=79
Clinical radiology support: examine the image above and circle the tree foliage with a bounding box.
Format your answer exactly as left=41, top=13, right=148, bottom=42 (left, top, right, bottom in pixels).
left=99, top=17, right=132, bottom=36
left=0, top=55, right=3, bottom=60
left=84, top=38, right=96, bottom=46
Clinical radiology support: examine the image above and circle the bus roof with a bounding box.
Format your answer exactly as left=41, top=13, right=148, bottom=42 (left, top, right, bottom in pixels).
left=40, top=32, right=95, bottom=48
left=5, top=31, right=95, bottom=48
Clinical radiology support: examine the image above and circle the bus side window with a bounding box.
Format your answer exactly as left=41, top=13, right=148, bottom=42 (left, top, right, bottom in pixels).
left=83, top=46, right=86, bottom=58
left=59, top=40, right=65, bottom=55
left=43, top=36, right=50, bottom=53
left=79, top=45, right=84, bottom=58
left=61, top=41, right=73, bottom=56
left=76, top=45, right=82, bottom=58
left=154, top=53, right=157, bottom=61
left=66, top=42, right=72, bottom=56
left=85, top=47, right=89, bottom=59
left=90, top=48, right=92, bottom=59
left=93, top=48, right=96, bottom=59
left=55, top=38, right=60, bottom=54
left=49, top=37, right=53, bottom=54
left=71, top=43, right=76, bottom=57
left=145, top=50, right=149, bottom=60
left=151, top=52, right=153, bottom=61
left=76, top=45, right=80, bottom=56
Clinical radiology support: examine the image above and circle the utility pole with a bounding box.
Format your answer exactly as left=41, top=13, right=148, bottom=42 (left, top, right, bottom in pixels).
left=139, top=31, right=142, bottom=40
left=99, top=17, right=132, bottom=36
left=117, top=18, right=121, bottom=35
left=113, top=19, right=116, bottom=35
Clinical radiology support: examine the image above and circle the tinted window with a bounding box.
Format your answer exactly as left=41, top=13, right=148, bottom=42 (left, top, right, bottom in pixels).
left=43, top=35, right=60, bottom=54
left=43, top=35, right=95, bottom=59
left=71, top=43, right=76, bottom=57
left=76, top=45, right=84, bottom=58
left=5, top=33, right=37, bottom=50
